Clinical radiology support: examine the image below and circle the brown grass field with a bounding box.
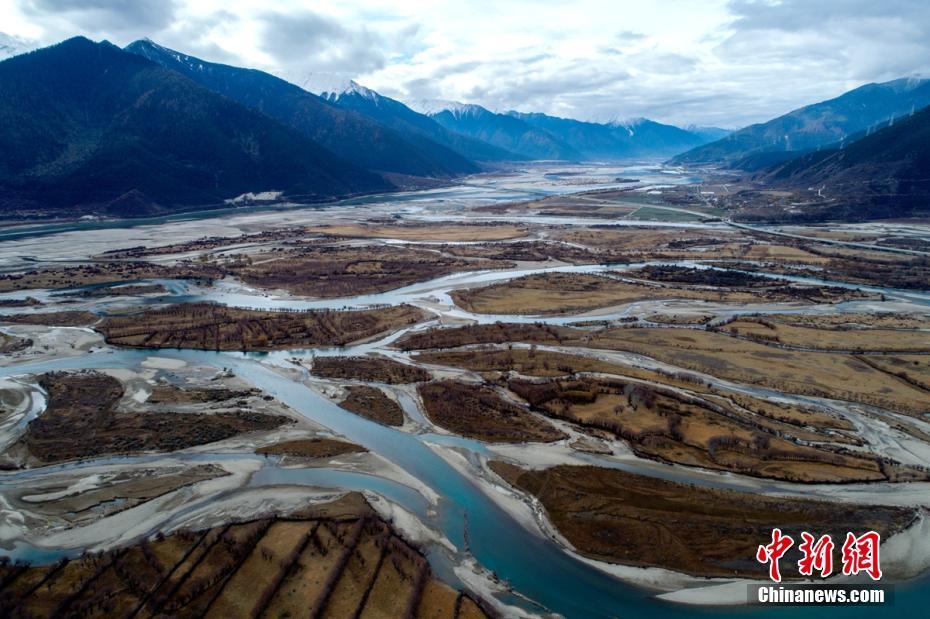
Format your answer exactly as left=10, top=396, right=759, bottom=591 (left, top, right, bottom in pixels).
left=645, top=312, right=715, bottom=325
left=724, top=253, right=930, bottom=290
left=424, top=240, right=618, bottom=265
left=0, top=494, right=492, bottom=618
left=451, top=273, right=756, bottom=315
left=578, top=328, right=930, bottom=416
left=0, top=262, right=221, bottom=292
left=451, top=272, right=867, bottom=315
left=337, top=385, right=406, bottom=426
left=311, top=355, right=431, bottom=384
left=99, top=303, right=426, bottom=351
left=257, top=438, right=367, bottom=459
left=398, top=323, right=575, bottom=351
left=403, top=323, right=930, bottom=416
left=771, top=312, right=930, bottom=330
left=506, top=375, right=915, bottom=482
left=97, top=228, right=310, bottom=259
left=19, top=372, right=290, bottom=464
left=546, top=228, right=832, bottom=266
left=716, top=316, right=930, bottom=352
left=418, top=380, right=566, bottom=443
left=546, top=227, right=930, bottom=292
left=414, top=347, right=855, bottom=435
left=229, top=244, right=507, bottom=298
left=490, top=463, right=915, bottom=578
left=0, top=310, right=98, bottom=327
left=305, top=222, right=528, bottom=241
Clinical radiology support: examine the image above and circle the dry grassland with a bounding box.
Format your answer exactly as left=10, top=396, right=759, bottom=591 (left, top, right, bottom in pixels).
left=490, top=463, right=914, bottom=578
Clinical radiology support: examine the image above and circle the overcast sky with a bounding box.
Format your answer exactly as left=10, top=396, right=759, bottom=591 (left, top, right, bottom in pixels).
left=2, top=0, right=929, bottom=128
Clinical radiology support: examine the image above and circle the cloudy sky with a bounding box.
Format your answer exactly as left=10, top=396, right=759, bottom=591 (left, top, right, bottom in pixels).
left=2, top=0, right=929, bottom=128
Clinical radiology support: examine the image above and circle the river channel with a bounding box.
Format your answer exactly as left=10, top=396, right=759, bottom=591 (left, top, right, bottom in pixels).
left=2, top=163, right=928, bottom=618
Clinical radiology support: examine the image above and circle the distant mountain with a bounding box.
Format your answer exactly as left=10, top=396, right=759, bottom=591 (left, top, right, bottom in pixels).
left=671, top=78, right=930, bottom=166
left=415, top=102, right=719, bottom=161
left=512, top=113, right=717, bottom=159
left=0, top=37, right=390, bottom=218
left=125, top=40, right=476, bottom=179
left=506, top=112, right=625, bottom=160
left=683, top=125, right=732, bottom=143
left=758, top=103, right=930, bottom=218
left=422, top=103, right=581, bottom=160
left=311, top=81, right=521, bottom=163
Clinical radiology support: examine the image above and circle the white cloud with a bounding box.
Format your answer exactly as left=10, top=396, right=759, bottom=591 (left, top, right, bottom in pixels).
left=1, top=0, right=928, bottom=127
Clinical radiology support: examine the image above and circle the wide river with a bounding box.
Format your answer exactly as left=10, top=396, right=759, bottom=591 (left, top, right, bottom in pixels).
left=2, top=163, right=928, bottom=618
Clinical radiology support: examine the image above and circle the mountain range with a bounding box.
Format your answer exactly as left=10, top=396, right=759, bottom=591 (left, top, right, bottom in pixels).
left=0, top=37, right=389, bottom=218
left=124, top=40, right=479, bottom=181
left=510, top=112, right=714, bottom=159
left=310, top=80, right=522, bottom=162
left=0, top=35, right=735, bottom=220
left=671, top=77, right=930, bottom=167
left=2, top=35, right=928, bottom=222
left=414, top=102, right=720, bottom=161
left=757, top=102, right=930, bottom=219
left=420, top=103, right=582, bottom=160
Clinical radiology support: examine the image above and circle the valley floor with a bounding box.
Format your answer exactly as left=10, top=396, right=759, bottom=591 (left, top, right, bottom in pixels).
left=3, top=162, right=930, bottom=617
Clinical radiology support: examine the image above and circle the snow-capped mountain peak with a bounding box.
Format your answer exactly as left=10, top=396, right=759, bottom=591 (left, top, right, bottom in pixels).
left=606, top=117, right=654, bottom=137
left=297, top=73, right=379, bottom=102
left=407, top=99, right=485, bottom=118
left=608, top=116, right=648, bottom=128
left=127, top=38, right=209, bottom=72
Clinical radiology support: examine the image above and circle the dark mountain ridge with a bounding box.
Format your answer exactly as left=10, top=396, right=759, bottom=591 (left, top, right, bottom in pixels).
left=125, top=39, right=478, bottom=179
left=0, top=37, right=390, bottom=218
left=423, top=102, right=721, bottom=161
left=429, top=104, right=582, bottom=161
left=671, top=78, right=930, bottom=166
left=510, top=112, right=714, bottom=159
left=316, top=82, right=523, bottom=163
left=758, top=103, right=930, bottom=219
